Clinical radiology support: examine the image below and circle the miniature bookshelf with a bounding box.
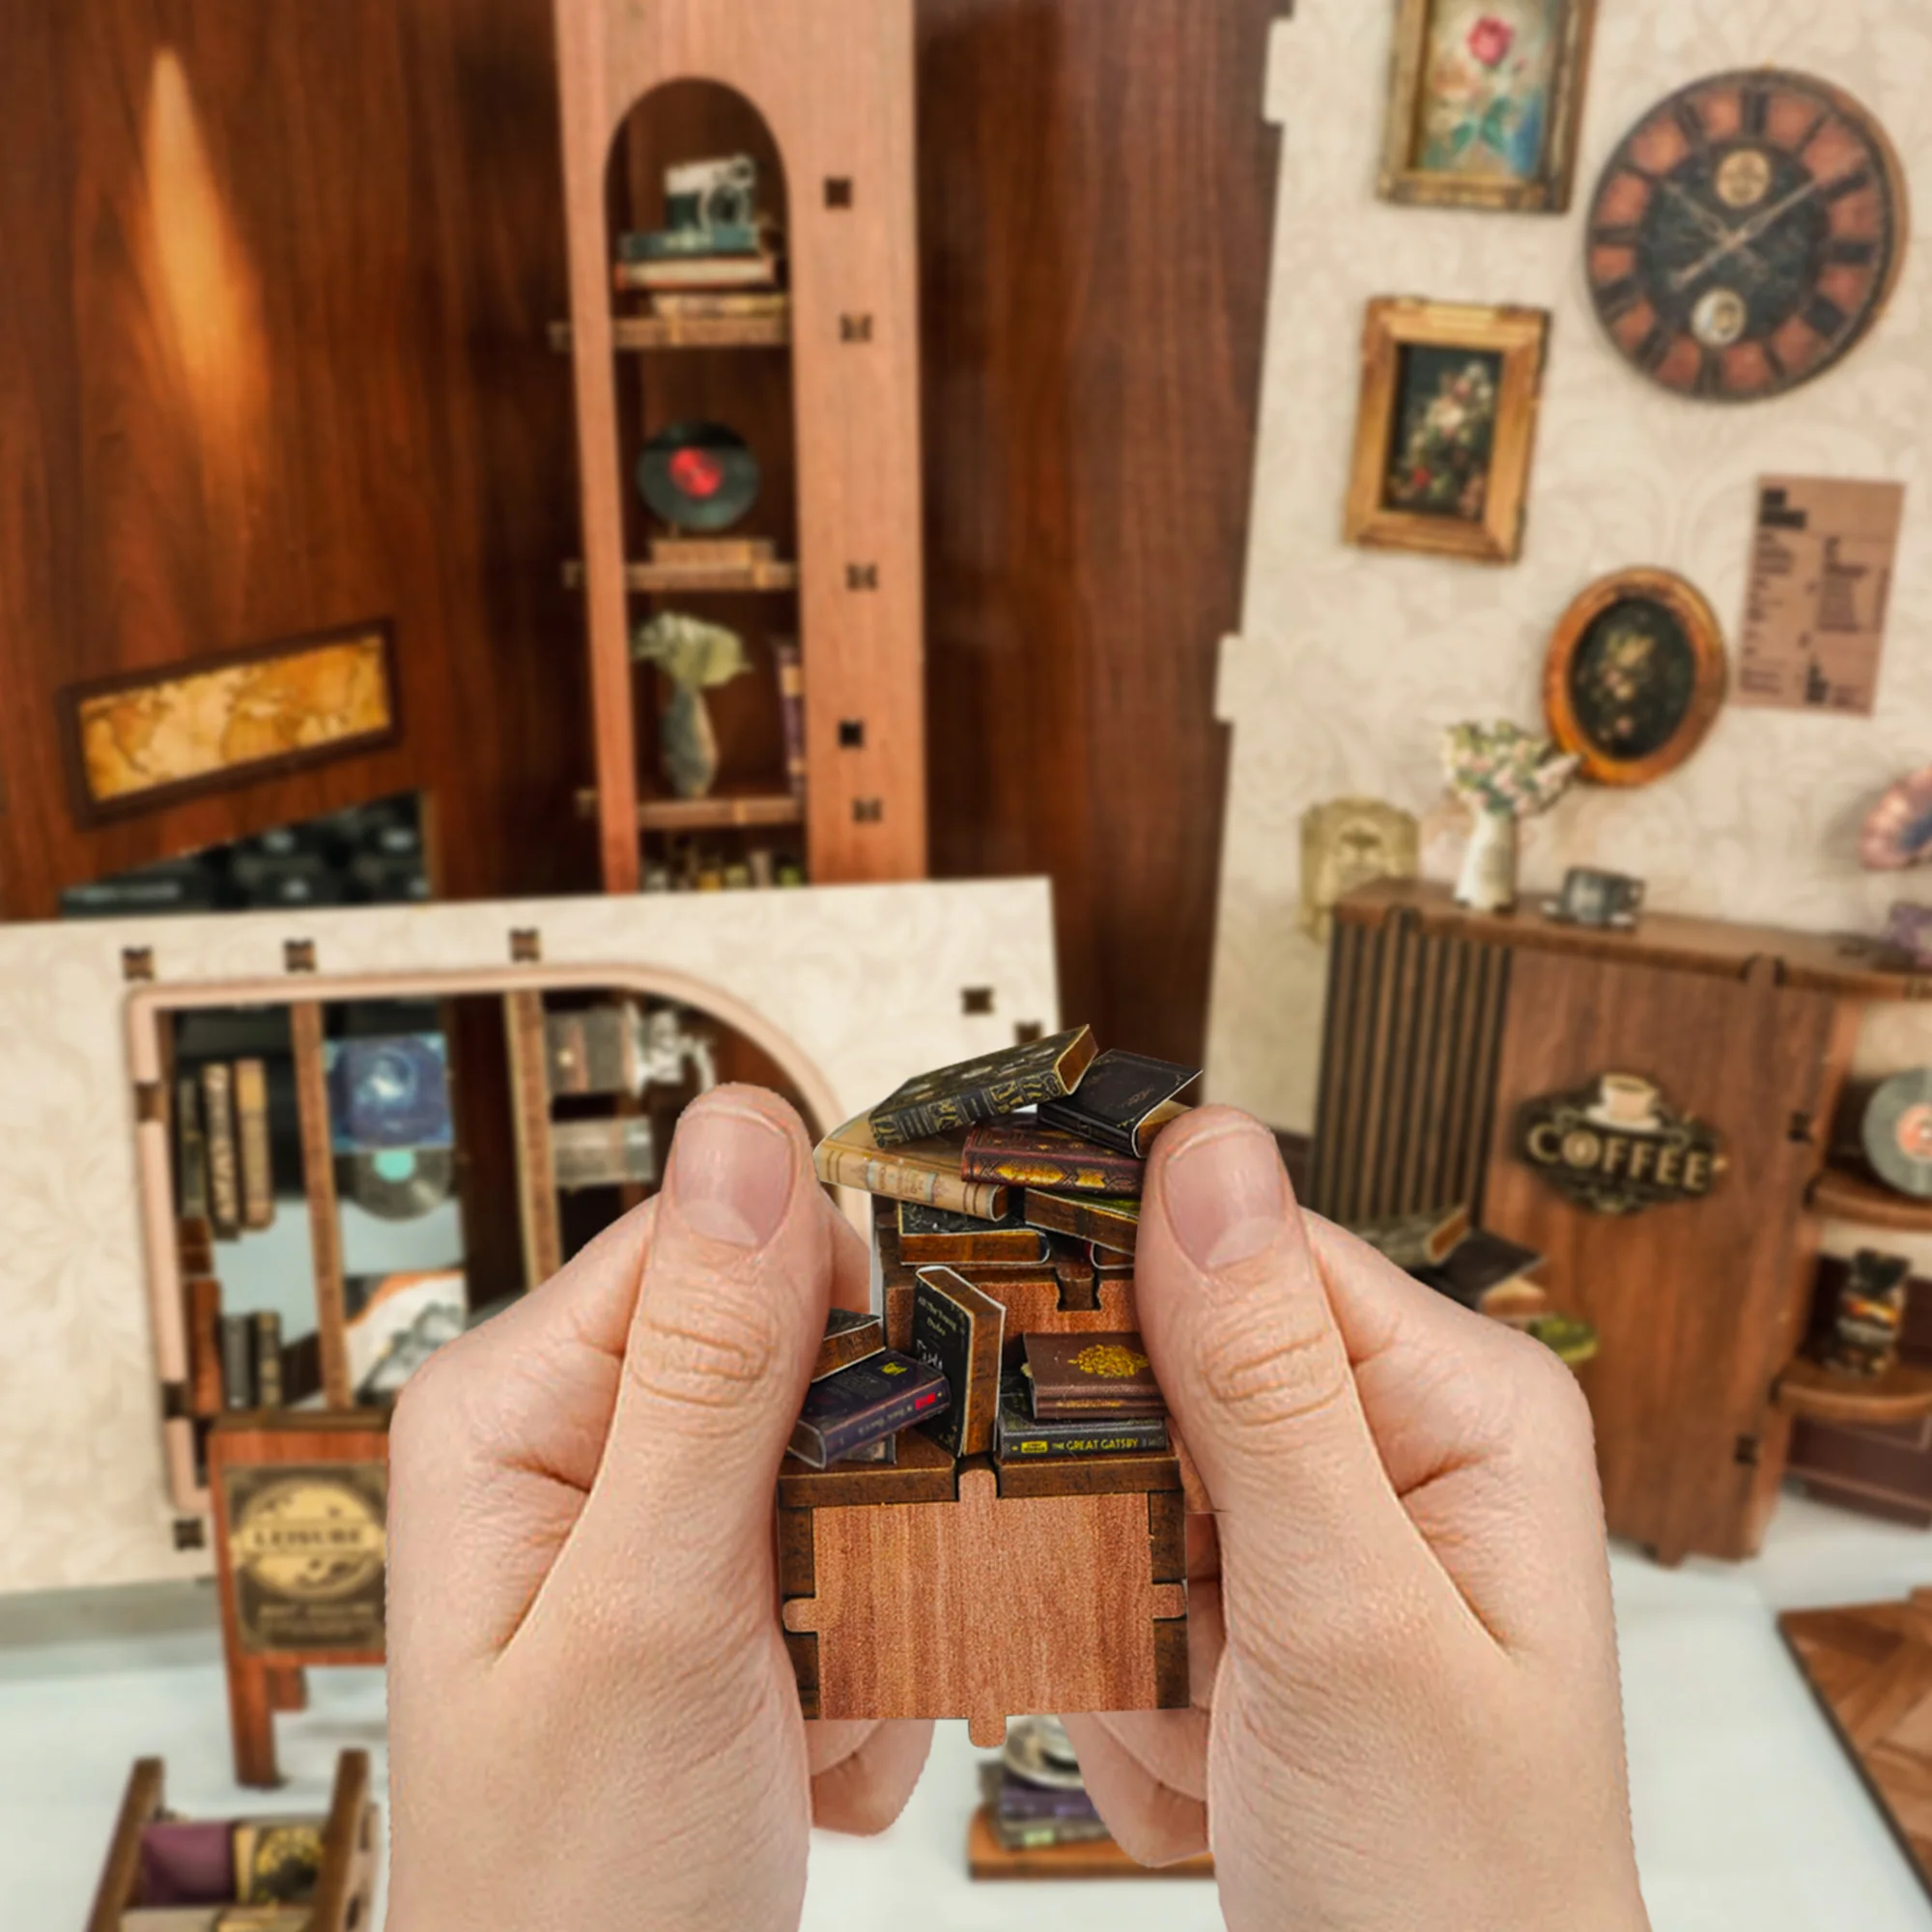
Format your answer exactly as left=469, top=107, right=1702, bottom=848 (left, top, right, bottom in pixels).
left=552, top=0, right=927, bottom=891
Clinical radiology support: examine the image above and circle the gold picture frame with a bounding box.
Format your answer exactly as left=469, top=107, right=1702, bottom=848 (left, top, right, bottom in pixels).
left=1379, top=0, right=1600, bottom=213
left=1543, top=567, right=1728, bottom=787
left=1344, top=298, right=1549, bottom=566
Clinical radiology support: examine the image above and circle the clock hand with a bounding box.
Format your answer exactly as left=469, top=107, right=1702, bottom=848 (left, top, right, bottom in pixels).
left=1669, top=178, right=1823, bottom=293
left=1662, top=178, right=1741, bottom=248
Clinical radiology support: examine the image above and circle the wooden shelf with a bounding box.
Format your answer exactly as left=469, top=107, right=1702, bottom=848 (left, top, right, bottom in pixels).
left=562, top=558, right=801, bottom=594
left=1776, top=1355, right=1932, bottom=1426
left=550, top=313, right=790, bottom=353
left=637, top=791, right=804, bottom=832
left=1337, top=878, right=1932, bottom=1002
left=1809, top=1163, right=1932, bottom=1232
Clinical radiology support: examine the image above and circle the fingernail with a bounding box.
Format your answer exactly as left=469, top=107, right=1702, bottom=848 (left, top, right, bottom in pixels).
left=1163, top=1122, right=1287, bottom=1271
left=669, top=1100, right=795, bottom=1248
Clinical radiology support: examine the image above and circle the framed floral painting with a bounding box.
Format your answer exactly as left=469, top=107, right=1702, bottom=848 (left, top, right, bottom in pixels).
left=1543, top=568, right=1728, bottom=785
left=1344, top=298, right=1549, bottom=565
left=1379, top=0, right=1599, bottom=213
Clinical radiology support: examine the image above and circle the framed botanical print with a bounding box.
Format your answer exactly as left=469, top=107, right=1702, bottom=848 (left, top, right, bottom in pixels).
left=1379, top=0, right=1599, bottom=213
left=1543, top=568, right=1728, bottom=786
left=1344, top=298, right=1549, bottom=565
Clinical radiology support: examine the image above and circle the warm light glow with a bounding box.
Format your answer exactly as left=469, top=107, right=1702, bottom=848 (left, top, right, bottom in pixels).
left=143, top=49, right=267, bottom=510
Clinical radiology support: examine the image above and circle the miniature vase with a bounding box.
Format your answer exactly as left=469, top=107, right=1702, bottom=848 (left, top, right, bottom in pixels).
left=1456, top=809, right=1519, bottom=913
left=661, top=685, right=719, bottom=799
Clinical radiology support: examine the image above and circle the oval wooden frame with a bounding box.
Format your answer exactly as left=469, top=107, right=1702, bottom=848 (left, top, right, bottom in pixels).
left=1543, top=567, right=1727, bottom=787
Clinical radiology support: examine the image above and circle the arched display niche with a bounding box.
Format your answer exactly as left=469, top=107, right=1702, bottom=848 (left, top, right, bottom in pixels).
left=128, top=961, right=839, bottom=1515
left=602, top=80, right=809, bottom=882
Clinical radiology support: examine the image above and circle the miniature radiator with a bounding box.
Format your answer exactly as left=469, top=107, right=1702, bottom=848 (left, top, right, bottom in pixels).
left=1305, top=907, right=1512, bottom=1226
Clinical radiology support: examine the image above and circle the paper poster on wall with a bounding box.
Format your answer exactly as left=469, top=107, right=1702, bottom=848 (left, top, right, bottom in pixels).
left=1734, top=477, right=1907, bottom=716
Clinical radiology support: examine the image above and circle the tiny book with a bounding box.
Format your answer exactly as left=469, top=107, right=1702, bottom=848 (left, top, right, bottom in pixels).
left=1023, top=1331, right=1165, bottom=1418
left=813, top=1309, right=886, bottom=1381
left=201, top=1061, right=241, bottom=1238
left=219, top=1314, right=256, bottom=1410
left=995, top=1375, right=1168, bottom=1459
left=896, top=1198, right=1049, bottom=1265
left=1024, top=1189, right=1139, bottom=1255
left=1412, top=1228, right=1547, bottom=1319
left=236, top=1057, right=275, bottom=1232
left=961, top=1122, right=1144, bottom=1196
left=788, top=1350, right=949, bottom=1469
left=814, top=1114, right=1011, bottom=1220
left=1350, top=1203, right=1471, bottom=1273
left=867, top=1026, right=1097, bottom=1148
left=251, top=1311, right=285, bottom=1410
left=1037, top=1048, right=1200, bottom=1157
left=910, top=1267, right=1007, bottom=1456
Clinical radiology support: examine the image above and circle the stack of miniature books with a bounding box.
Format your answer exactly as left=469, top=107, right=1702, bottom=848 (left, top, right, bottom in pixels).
left=976, top=1718, right=1109, bottom=1852
left=791, top=1028, right=1199, bottom=1472
left=1349, top=1204, right=1599, bottom=1367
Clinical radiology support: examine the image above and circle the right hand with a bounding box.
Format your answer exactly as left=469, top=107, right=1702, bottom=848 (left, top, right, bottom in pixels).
left=1062, top=1107, right=1650, bottom=1932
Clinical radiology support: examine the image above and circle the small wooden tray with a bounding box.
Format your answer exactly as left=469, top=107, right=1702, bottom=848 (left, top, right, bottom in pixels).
left=966, top=1804, right=1214, bottom=1880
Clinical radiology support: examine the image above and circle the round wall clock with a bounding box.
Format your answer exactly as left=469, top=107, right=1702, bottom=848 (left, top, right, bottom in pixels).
left=1584, top=70, right=1907, bottom=401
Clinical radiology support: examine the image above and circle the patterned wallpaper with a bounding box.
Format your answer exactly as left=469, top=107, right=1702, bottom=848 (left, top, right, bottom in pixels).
left=0, top=882, right=1058, bottom=1595
left=1207, top=0, right=1932, bottom=1130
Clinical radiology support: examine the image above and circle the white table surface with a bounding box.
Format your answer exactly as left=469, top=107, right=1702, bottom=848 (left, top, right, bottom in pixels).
left=4, top=1489, right=1930, bottom=1931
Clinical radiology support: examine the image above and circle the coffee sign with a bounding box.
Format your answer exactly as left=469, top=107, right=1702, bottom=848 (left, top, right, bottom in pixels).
left=1516, top=1073, right=1723, bottom=1217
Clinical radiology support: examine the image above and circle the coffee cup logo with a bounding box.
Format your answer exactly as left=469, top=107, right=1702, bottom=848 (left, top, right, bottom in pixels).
left=1517, top=1074, right=1723, bottom=1217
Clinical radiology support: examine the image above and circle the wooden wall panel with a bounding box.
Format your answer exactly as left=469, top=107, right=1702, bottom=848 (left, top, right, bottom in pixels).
left=0, top=0, right=590, bottom=916
left=916, top=0, right=1284, bottom=1065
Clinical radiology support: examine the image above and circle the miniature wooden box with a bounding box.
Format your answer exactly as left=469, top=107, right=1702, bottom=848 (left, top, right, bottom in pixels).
left=84, top=1749, right=377, bottom=1932
left=781, top=1208, right=1191, bottom=1746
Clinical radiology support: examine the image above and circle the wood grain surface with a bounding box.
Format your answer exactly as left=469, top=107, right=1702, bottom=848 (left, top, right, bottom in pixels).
left=782, top=1463, right=1185, bottom=1740
left=917, top=0, right=1285, bottom=1066
left=0, top=1, right=588, bottom=915
left=84, top=1756, right=164, bottom=1932
left=1480, top=945, right=1848, bottom=1564
left=554, top=0, right=927, bottom=889
left=885, top=1274, right=1138, bottom=1355
left=1782, top=1592, right=1932, bottom=1900
left=288, top=1004, right=353, bottom=1410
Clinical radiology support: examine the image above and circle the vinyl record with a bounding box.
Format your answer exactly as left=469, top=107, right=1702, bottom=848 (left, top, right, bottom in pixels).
left=637, top=420, right=759, bottom=532
left=1862, top=1069, right=1932, bottom=1199
left=340, top=1146, right=455, bottom=1221
left=1862, top=768, right=1932, bottom=870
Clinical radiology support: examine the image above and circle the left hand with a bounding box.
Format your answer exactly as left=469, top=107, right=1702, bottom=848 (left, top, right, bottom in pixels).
left=384, top=1086, right=933, bottom=1932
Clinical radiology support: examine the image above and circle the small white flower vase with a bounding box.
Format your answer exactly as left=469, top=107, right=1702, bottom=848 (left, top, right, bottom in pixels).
left=1456, top=808, right=1519, bottom=913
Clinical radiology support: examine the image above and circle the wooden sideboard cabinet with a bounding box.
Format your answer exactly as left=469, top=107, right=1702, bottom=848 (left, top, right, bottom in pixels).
left=1310, top=879, right=1932, bottom=1566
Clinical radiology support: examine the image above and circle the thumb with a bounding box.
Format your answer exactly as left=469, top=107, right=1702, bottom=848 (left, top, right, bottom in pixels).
left=1136, top=1109, right=1434, bottom=1627
left=549, top=1085, right=833, bottom=1614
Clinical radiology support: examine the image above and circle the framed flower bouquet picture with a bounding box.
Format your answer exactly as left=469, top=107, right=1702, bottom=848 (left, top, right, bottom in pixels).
left=1378, top=0, right=1599, bottom=213
left=1543, top=568, right=1728, bottom=786
left=1344, top=298, right=1549, bottom=565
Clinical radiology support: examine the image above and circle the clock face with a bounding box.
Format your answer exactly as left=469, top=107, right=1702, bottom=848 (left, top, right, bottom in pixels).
left=1585, top=71, right=1907, bottom=401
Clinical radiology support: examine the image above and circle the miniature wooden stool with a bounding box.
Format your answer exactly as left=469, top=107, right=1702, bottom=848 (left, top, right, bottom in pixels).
left=85, top=1748, right=377, bottom=1932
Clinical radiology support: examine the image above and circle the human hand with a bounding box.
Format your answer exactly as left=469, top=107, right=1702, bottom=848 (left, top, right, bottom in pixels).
left=1061, top=1107, right=1649, bottom=1932
left=385, top=1086, right=932, bottom=1932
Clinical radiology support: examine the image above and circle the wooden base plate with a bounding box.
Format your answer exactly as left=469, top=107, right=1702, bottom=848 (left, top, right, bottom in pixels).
left=966, top=1805, right=1214, bottom=1880
left=1781, top=1590, right=1932, bottom=1897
